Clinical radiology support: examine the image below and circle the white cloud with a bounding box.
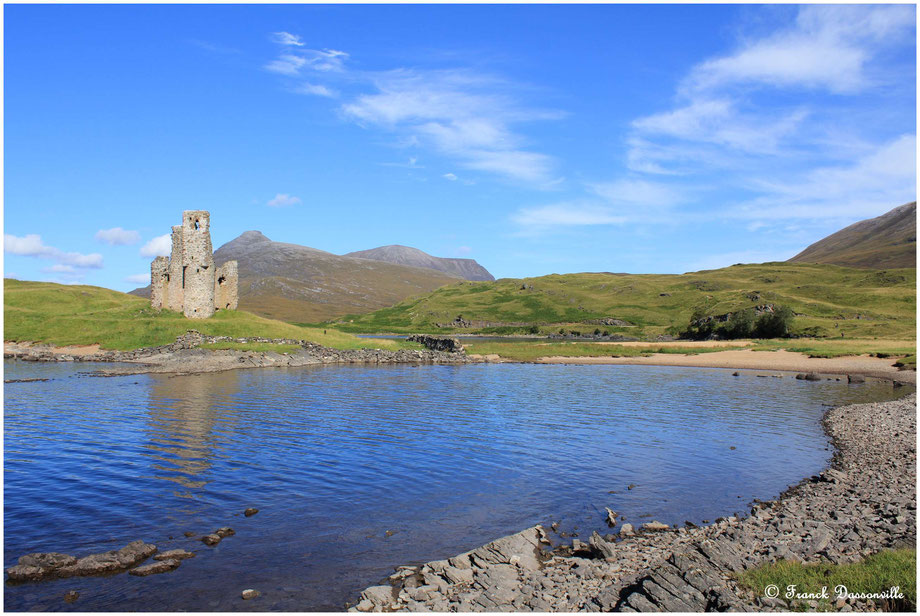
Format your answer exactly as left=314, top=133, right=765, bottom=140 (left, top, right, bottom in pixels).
left=43, top=264, right=76, bottom=273
left=443, top=173, right=458, bottom=181
left=728, top=134, right=917, bottom=220
left=5, top=233, right=55, bottom=257
left=140, top=234, right=172, bottom=257
left=266, top=54, right=308, bottom=76
left=295, top=82, right=336, bottom=97
left=339, top=68, right=562, bottom=185
left=272, top=32, right=304, bottom=47
left=685, top=5, right=914, bottom=95
left=511, top=203, right=626, bottom=228
left=267, top=193, right=302, bottom=207
left=588, top=178, right=685, bottom=207
left=125, top=273, right=150, bottom=284
left=5, top=233, right=103, bottom=268
left=95, top=227, right=141, bottom=246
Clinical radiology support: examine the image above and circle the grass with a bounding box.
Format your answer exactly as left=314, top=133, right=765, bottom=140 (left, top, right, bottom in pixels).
left=737, top=549, right=916, bottom=611
left=199, top=342, right=303, bottom=353
left=3, top=279, right=417, bottom=352
left=336, top=263, right=916, bottom=345
left=462, top=341, right=740, bottom=361
left=750, top=338, right=917, bottom=359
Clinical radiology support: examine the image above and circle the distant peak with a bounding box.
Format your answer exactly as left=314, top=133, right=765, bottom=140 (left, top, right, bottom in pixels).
left=237, top=230, right=270, bottom=242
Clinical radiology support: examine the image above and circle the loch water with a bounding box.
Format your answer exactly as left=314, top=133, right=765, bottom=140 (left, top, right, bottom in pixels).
left=3, top=360, right=908, bottom=611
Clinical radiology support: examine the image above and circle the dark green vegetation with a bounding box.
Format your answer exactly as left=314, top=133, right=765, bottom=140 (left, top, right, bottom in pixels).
left=737, top=549, right=916, bottom=611
left=4, top=279, right=412, bottom=352
left=337, top=263, right=916, bottom=343
left=681, top=305, right=795, bottom=340
left=789, top=202, right=916, bottom=270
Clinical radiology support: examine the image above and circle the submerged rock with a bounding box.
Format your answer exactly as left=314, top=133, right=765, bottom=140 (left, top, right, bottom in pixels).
left=244, top=508, right=259, bottom=517
left=129, top=559, right=181, bottom=576
left=153, top=549, right=195, bottom=561
left=216, top=527, right=235, bottom=538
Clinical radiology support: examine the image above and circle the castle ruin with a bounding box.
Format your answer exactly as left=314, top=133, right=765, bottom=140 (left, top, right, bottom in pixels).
left=150, top=211, right=238, bottom=319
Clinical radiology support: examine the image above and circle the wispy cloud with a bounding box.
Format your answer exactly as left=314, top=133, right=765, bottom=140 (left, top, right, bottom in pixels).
left=266, top=193, right=301, bottom=207
left=443, top=173, right=458, bottom=181
left=294, top=82, right=336, bottom=98
left=95, top=227, right=141, bottom=246
left=5, top=233, right=104, bottom=268
left=125, top=273, right=150, bottom=284
left=263, top=36, right=563, bottom=186
left=511, top=203, right=626, bottom=230
left=683, top=5, right=914, bottom=95
left=139, top=234, right=171, bottom=258
left=622, top=4, right=915, bottom=226
left=272, top=32, right=305, bottom=47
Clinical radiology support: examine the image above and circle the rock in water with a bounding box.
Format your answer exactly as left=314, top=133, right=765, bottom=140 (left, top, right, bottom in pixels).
left=847, top=374, right=866, bottom=383
left=201, top=534, right=221, bottom=546
left=241, top=589, right=261, bottom=600
left=215, top=527, right=235, bottom=538
left=153, top=549, right=195, bottom=561
left=129, top=559, right=181, bottom=576
left=244, top=508, right=259, bottom=517
left=605, top=507, right=617, bottom=527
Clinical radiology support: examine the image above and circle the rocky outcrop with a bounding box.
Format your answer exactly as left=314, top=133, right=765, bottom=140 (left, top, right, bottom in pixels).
left=4, top=331, right=475, bottom=376
left=406, top=334, right=464, bottom=353
left=6, top=541, right=157, bottom=582
left=351, top=393, right=916, bottom=612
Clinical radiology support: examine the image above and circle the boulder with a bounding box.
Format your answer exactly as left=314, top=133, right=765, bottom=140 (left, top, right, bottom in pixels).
left=201, top=534, right=222, bottom=546
left=589, top=531, right=616, bottom=560
left=643, top=521, right=670, bottom=532
left=244, top=508, right=259, bottom=517
left=847, top=374, right=866, bottom=383
left=215, top=527, right=235, bottom=538
left=241, top=589, right=261, bottom=600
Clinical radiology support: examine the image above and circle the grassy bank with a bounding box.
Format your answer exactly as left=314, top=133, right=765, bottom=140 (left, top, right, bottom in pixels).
left=463, top=340, right=741, bottom=361
left=336, top=263, right=916, bottom=343
left=4, top=280, right=416, bottom=352
left=737, top=548, right=916, bottom=611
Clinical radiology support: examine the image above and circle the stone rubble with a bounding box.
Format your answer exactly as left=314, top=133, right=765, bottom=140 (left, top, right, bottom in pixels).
left=4, top=331, right=476, bottom=376
left=350, top=393, right=916, bottom=612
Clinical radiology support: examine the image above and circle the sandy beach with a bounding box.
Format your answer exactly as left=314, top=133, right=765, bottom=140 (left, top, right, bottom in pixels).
left=536, top=349, right=915, bottom=383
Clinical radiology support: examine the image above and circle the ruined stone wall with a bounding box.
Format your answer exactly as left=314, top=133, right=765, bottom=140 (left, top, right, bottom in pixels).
left=181, top=211, right=215, bottom=319
left=149, top=210, right=238, bottom=319
left=150, top=257, right=169, bottom=309
left=166, top=225, right=184, bottom=312
left=214, top=261, right=239, bottom=311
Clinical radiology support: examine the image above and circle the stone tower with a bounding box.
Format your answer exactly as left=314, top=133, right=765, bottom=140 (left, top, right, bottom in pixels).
left=149, top=210, right=238, bottom=319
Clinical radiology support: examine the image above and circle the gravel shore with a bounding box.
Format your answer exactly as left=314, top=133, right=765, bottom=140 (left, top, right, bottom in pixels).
left=351, top=392, right=916, bottom=612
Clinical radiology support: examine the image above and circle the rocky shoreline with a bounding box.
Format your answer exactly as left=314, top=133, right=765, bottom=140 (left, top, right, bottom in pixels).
left=4, top=331, right=474, bottom=376
left=350, top=393, right=916, bottom=612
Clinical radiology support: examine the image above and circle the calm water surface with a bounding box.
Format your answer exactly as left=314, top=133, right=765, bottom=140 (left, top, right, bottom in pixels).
left=3, top=360, right=908, bottom=611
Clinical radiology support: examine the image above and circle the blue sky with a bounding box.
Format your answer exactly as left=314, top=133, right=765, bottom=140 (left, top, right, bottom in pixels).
left=4, top=4, right=916, bottom=291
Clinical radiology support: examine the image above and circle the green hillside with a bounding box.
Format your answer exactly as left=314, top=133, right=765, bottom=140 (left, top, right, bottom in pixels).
left=336, top=262, right=916, bottom=340
left=4, top=279, right=408, bottom=351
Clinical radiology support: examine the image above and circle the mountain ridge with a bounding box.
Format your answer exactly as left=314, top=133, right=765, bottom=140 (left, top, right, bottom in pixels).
left=788, top=202, right=916, bottom=269
left=344, top=244, right=494, bottom=281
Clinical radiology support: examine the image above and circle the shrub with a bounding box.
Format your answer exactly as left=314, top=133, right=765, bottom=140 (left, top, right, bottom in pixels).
left=754, top=305, right=794, bottom=338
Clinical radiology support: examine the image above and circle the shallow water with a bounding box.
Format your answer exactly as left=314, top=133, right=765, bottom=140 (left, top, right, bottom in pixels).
left=3, top=360, right=908, bottom=611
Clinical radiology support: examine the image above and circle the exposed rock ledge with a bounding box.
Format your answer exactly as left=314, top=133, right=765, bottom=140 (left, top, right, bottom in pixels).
left=4, top=332, right=475, bottom=376
left=350, top=393, right=916, bottom=612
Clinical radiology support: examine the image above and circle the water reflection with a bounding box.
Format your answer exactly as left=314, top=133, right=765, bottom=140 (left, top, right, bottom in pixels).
left=145, top=371, right=241, bottom=496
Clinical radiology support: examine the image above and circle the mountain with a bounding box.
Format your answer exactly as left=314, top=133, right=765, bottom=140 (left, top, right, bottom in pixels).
left=132, top=231, right=461, bottom=323
left=788, top=202, right=916, bottom=269
left=344, top=245, right=494, bottom=281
